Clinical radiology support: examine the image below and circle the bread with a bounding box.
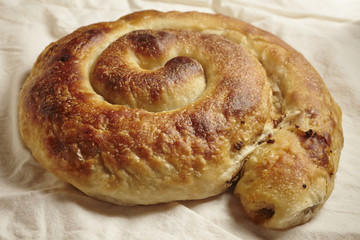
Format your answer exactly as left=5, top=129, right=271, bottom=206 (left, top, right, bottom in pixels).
left=18, top=10, right=343, bottom=229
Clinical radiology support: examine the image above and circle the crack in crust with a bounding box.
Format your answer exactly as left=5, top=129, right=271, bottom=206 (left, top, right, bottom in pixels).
left=18, top=10, right=343, bottom=229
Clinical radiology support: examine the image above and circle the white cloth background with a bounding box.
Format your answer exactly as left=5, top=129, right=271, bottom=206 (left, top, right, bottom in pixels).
left=1, top=0, right=359, bottom=239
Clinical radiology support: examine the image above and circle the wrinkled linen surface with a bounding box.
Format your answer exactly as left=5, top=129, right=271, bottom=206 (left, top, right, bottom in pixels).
left=1, top=0, right=359, bottom=239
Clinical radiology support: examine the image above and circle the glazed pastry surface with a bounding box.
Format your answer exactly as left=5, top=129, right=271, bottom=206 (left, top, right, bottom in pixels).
left=18, top=10, right=343, bottom=229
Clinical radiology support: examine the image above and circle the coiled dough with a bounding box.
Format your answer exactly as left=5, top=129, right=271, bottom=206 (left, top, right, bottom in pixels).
left=18, top=10, right=343, bottom=229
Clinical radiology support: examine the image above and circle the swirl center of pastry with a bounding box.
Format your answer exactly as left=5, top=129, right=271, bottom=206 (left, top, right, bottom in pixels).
left=90, top=30, right=206, bottom=112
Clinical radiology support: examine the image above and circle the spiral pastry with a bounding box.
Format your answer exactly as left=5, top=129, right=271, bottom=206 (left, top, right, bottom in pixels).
left=18, top=10, right=343, bottom=229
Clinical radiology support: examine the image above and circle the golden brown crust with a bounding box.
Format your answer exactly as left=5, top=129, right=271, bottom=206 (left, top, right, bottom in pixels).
left=18, top=10, right=343, bottom=229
